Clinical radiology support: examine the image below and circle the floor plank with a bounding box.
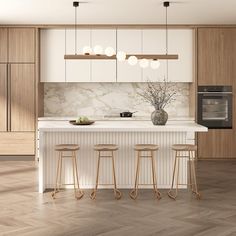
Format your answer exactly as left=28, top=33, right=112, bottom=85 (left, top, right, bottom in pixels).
left=0, top=161, right=236, bottom=236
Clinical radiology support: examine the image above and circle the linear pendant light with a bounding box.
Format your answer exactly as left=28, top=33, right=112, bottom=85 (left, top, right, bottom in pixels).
left=64, top=1, right=179, bottom=61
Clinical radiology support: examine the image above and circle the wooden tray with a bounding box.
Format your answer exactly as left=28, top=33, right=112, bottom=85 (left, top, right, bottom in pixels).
left=69, top=120, right=95, bottom=126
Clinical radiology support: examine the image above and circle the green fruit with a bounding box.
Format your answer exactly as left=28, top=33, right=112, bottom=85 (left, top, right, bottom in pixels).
left=76, top=116, right=89, bottom=123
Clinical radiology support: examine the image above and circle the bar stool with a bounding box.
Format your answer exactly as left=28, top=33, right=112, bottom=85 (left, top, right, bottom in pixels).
left=129, top=144, right=161, bottom=200
left=168, top=144, right=200, bottom=200
left=90, top=144, right=122, bottom=200
left=51, top=144, right=84, bottom=200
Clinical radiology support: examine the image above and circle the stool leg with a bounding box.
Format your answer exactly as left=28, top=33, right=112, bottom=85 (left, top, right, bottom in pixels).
left=52, top=151, right=62, bottom=199
left=168, top=151, right=178, bottom=200
left=188, top=151, right=194, bottom=192
left=111, top=151, right=122, bottom=200
left=90, top=151, right=101, bottom=200
left=151, top=151, right=161, bottom=199
left=72, top=151, right=77, bottom=199
left=58, top=152, right=63, bottom=191
left=190, top=151, right=201, bottom=199
left=175, top=155, right=180, bottom=198
left=73, top=152, right=84, bottom=200
left=129, top=150, right=141, bottom=200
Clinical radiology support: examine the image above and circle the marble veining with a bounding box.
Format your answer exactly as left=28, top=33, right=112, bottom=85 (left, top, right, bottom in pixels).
left=44, top=83, right=190, bottom=118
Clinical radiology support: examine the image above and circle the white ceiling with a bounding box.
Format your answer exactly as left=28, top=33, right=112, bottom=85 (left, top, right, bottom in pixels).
left=0, top=0, right=236, bottom=25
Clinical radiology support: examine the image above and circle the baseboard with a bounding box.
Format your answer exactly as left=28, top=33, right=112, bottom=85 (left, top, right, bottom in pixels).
left=0, top=156, right=35, bottom=161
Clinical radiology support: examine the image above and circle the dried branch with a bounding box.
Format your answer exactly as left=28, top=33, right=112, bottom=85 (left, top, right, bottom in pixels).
left=137, top=79, right=179, bottom=110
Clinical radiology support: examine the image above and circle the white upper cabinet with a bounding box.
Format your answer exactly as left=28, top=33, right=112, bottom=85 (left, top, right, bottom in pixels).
left=117, top=30, right=142, bottom=82
left=91, top=29, right=116, bottom=82
left=40, top=29, right=65, bottom=82
left=142, top=29, right=167, bottom=82
left=65, top=29, right=91, bottom=82
left=168, top=29, right=193, bottom=82
left=143, top=29, right=193, bottom=82
left=41, top=28, right=193, bottom=83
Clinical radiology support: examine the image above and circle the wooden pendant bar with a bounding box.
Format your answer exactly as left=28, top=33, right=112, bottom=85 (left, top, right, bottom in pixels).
left=64, top=54, right=179, bottom=60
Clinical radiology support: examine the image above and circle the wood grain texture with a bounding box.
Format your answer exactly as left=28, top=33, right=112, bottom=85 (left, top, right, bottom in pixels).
left=0, top=160, right=236, bottom=235
left=197, top=28, right=236, bottom=85
left=0, top=64, right=7, bottom=131
left=8, top=28, right=35, bottom=63
left=197, top=28, right=236, bottom=159
left=0, top=28, right=8, bottom=62
left=0, top=132, right=35, bottom=155
left=10, top=64, right=35, bottom=132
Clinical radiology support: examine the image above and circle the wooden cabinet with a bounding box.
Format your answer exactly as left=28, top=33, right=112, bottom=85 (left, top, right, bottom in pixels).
left=10, top=64, right=35, bottom=132
left=197, top=28, right=236, bottom=159
left=117, top=29, right=142, bottom=82
left=65, top=29, right=116, bottom=82
left=91, top=29, right=116, bottom=82
left=0, top=64, right=7, bottom=131
left=40, top=29, right=65, bottom=82
left=143, top=29, right=193, bottom=82
left=142, top=29, right=167, bottom=82
left=198, top=28, right=235, bottom=85
left=8, top=28, right=35, bottom=63
left=42, top=28, right=193, bottom=83
left=66, top=29, right=91, bottom=82
left=0, top=27, right=36, bottom=156
left=168, top=29, right=193, bottom=82
left=0, top=132, right=35, bottom=155
left=198, top=130, right=236, bottom=159
left=0, top=28, right=8, bottom=63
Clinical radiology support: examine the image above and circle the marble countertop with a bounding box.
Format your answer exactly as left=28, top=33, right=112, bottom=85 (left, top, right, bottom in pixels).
left=38, top=116, right=195, bottom=121
left=38, top=120, right=207, bottom=132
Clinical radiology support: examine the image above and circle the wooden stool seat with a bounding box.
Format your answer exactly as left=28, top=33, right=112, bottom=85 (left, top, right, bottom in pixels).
left=134, top=144, right=159, bottom=151
left=94, top=144, right=118, bottom=151
left=55, top=144, right=80, bottom=151
left=172, top=144, right=197, bottom=152
left=90, top=144, right=121, bottom=200
left=52, top=144, right=84, bottom=200
left=130, top=144, right=161, bottom=200
left=168, top=143, right=200, bottom=200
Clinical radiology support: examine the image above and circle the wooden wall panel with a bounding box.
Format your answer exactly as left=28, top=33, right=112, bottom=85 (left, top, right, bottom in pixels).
left=0, top=28, right=8, bottom=62
left=0, top=64, right=7, bottom=131
left=10, top=64, right=35, bottom=132
left=8, top=28, right=35, bottom=63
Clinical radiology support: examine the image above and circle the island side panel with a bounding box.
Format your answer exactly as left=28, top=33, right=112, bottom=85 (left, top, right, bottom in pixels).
left=39, top=131, right=189, bottom=191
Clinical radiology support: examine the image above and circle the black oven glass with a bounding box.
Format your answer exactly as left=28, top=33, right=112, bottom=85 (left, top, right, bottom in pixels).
left=202, top=97, right=228, bottom=121
left=198, top=86, right=232, bottom=129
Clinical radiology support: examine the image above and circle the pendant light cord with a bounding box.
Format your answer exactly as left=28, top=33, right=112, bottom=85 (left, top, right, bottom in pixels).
left=166, top=6, right=168, bottom=55
left=165, top=3, right=169, bottom=81
left=75, top=5, right=77, bottom=55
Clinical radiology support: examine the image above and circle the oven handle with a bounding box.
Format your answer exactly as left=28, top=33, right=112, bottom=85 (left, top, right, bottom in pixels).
left=198, top=92, right=232, bottom=95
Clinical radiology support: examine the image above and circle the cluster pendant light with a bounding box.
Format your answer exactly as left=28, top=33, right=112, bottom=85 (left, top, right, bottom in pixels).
left=64, top=1, right=178, bottom=70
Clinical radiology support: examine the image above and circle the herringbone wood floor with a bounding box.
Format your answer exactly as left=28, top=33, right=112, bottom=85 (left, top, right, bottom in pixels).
left=0, top=161, right=236, bottom=236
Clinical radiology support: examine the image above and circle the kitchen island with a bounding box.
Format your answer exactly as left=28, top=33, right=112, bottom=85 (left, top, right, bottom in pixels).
left=38, top=120, right=207, bottom=193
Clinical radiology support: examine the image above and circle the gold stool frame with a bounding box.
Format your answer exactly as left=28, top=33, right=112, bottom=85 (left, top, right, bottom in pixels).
left=168, top=145, right=201, bottom=200
left=90, top=145, right=122, bottom=200
left=52, top=145, right=84, bottom=200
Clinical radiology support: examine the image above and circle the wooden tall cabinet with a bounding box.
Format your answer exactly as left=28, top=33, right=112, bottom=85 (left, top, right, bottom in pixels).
left=197, top=28, right=236, bottom=159
left=10, top=64, right=35, bottom=132
left=0, top=27, right=36, bottom=156
left=0, top=64, right=7, bottom=131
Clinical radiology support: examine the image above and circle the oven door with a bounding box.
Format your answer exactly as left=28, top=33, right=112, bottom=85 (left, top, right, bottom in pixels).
left=198, top=93, right=232, bottom=128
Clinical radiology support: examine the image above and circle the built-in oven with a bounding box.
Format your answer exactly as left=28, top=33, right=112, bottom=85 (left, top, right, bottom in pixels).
left=197, top=86, right=232, bottom=129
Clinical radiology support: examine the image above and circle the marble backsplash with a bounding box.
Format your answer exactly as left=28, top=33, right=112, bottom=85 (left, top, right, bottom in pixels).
left=44, top=83, right=190, bottom=118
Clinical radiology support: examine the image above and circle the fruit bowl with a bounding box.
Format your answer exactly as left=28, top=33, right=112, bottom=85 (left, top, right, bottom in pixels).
left=69, top=120, right=95, bottom=126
